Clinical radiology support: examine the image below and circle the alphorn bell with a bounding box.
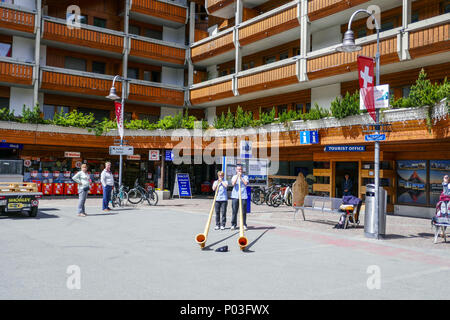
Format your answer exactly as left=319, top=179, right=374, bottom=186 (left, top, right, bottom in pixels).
left=195, top=183, right=220, bottom=249
left=237, top=174, right=248, bottom=251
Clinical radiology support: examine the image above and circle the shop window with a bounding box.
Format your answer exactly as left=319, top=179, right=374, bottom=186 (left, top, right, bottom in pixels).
left=279, top=51, right=289, bottom=60
left=430, top=160, right=450, bottom=204
left=380, top=20, right=395, bottom=32
left=129, top=25, right=141, bottom=36
left=313, top=161, right=330, bottom=169
left=397, top=160, right=428, bottom=205
left=65, top=56, right=86, bottom=72
left=138, top=114, right=159, bottom=123
left=92, top=61, right=106, bottom=74
left=144, top=28, right=163, bottom=40
left=127, top=67, right=139, bottom=79
left=144, top=70, right=161, bottom=83
left=264, top=56, right=276, bottom=65
left=78, top=107, right=110, bottom=122
left=0, top=42, right=12, bottom=57
left=93, top=17, right=107, bottom=28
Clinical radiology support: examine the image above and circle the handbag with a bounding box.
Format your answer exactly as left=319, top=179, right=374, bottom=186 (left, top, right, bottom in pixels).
left=82, top=185, right=90, bottom=192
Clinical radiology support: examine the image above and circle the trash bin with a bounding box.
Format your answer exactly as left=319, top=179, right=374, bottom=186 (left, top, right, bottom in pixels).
left=364, top=184, right=387, bottom=239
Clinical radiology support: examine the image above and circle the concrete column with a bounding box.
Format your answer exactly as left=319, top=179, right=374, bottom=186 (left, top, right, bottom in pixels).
left=123, top=0, right=130, bottom=98
left=33, top=0, right=41, bottom=108
left=297, top=0, right=310, bottom=82
left=398, top=0, right=411, bottom=61
left=189, top=1, right=196, bottom=44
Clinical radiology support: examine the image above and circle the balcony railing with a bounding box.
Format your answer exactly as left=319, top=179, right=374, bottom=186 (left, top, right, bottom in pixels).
left=0, top=58, right=33, bottom=86
left=128, top=79, right=185, bottom=106
left=43, top=17, right=124, bottom=54
left=191, top=29, right=234, bottom=63
left=131, top=0, right=188, bottom=25
left=408, top=19, right=450, bottom=58
left=0, top=4, right=35, bottom=33
left=308, top=0, right=371, bottom=21
left=206, top=0, right=235, bottom=16
left=190, top=75, right=234, bottom=105
left=130, top=35, right=186, bottom=65
left=40, top=66, right=123, bottom=97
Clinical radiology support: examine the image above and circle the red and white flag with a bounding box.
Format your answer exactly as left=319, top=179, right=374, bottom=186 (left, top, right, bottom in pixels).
left=114, top=101, right=124, bottom=140
left=358, top=55, right=376, bottom=122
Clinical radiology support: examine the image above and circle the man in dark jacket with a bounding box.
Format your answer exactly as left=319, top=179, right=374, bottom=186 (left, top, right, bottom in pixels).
left=342, top=174, right=353, bottom=196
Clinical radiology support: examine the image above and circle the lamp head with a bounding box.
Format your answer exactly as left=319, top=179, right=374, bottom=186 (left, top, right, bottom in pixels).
left=106, top=86, right=121, bottom=100
left=336, top=29, right=362, bottom=52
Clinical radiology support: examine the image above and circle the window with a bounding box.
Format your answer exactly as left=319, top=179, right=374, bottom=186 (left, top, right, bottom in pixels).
left=402, top=86, right=411, bottom=98
left=411, top=11, right=419, bottom=23
left=264, top=56, right=276, bottom=65
left=278, top=105, right=288, bottom=114
left=380, top=20, right=395, bottom=32
left=0, top=42, right=12, bottom=57
left=150, top=71, right=161, bottom=82
left=129, top=25, right=141, bottom=36
left=43, top=105, right=69, bottom=120
left=127, top=67, right=139, bottom=79
left=64, top=56, right=86, bottom=71
left=305, top=103, right=311, bottom=113
left=0, top=97, right=9, bottom=110
left=77, top=108, right=110, bottom=122
left=293, top=47, right=300, bottom=56
left=92, top=61, right=106, bottom=74
left=242, top=61, right=254, bottom=71
left=93, top=17, right=107, bottom=28
left=138, top=114, right=159, bottom=123
left=279, top=51, right=289, bottom=60
left=124, top=112, right=132, bottom=122
left=230, top=67, right=235, bottom=74
left=295, top=103, right=304, bottom=113
left=356, top=28, right=367, bottom=38
left=220, top=70, right=228, bottom=77
left=144, top=28, right=163, bottom=40
left=440, top=0, right=450, bottom=14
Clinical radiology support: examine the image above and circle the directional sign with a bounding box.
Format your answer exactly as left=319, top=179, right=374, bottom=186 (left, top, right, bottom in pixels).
left=109, top=145, right=134, bottom=156
left=365, top=134, right=386, bottom=142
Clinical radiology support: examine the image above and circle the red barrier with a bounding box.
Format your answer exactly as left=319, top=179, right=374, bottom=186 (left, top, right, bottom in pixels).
left=32, top=180, right=42, bottom=192
left=95, top=183, right=103, bottom=195
left=64, top=183, right=76, bottom=195
left=53, top=183, right=64, bottom=195
left=88, top=182, right=96, bottom=195
left=42, top=183, right=53, bottom=196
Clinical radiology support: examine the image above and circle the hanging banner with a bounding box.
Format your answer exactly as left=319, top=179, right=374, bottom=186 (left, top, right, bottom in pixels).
left=114, top=101, right=124, bottom=140
left=358, top=55, right=376, bottom=122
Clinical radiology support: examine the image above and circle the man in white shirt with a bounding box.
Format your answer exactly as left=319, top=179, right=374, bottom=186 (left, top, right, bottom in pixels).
left=231, top=164, right=249, bottom=231
left=101, top=161, right=114, bottom=212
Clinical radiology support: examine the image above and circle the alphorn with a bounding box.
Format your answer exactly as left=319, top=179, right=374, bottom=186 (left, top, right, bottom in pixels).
left=237, top=174, right=249, bottom=251
left=195, top=183, right=220, bottom=249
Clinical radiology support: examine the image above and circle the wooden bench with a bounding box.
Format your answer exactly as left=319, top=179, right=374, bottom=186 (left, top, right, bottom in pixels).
left=293, top=195, right=362, bottom=229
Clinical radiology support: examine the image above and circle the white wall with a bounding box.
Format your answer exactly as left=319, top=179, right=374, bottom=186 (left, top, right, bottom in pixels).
left=9, top=88, right=42, bottom=115
left=311, top=25, right=341, bottom=51
left=12, top=37, right=34, bottom=63
left=13, top=0, right=36, bottom=10
left=162, top=26, right=185, bottom=45
left=40, top=45, right=47, bottom=66
left=161, top=67, right=184, bottom=87
left=311, top=83, right=341, bottom=111
left=205, top=107, right=216, bottom=125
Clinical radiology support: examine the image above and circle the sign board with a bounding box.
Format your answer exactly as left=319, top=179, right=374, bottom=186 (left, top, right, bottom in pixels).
left=365, top=134, right=386, bottom=142
left=300, top=131, right=319, bottom=145
left=324, top=145, right=366, bottom=152
left=239, top=140, right=252, bottom=159
left=24, top=160, right=32, bottom=168
left=149, top=150, right=160, bottom=161
left=165, top=150, right=174, bottom=161
left=360, top=84, right=390, bottom=110
left=64, top=151, right=81, bottom=158
left=127, top=155, right=141, bottom=161
left=221, top=157, right=269, bottom=187
left=172, top=173, right=192, bottom=198
left=0, top=143, right=23, bottom=149
left=109, top=146, right=134, bottom=156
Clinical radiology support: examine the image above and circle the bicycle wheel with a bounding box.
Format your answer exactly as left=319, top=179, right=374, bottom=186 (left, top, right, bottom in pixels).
left=285, top=191, right=293, bottom=206
left=272, top=193, right=282, bottom=207
left=127, top=188, right=143, bottom=204
left=267, top=190, right=278, bottom=207
left=146, top=190, right=159, bottom=206
left=118, top=189, right=128, bottom=206
left=251, top=188, right=262, bottom=205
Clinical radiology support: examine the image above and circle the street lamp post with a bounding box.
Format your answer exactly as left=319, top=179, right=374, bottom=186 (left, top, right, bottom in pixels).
left=337, top=10, right=383, bottom=239
left=107, top=75, right=125, bottom=187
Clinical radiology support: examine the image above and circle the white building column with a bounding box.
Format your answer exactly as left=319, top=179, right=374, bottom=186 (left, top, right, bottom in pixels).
left=297, top=0, right=310, bottom=82
left=233, top=0, right=243, bottom=96
left=33, top=0, right=41, bottom=108
left=398, top=0, right=411, bottom=61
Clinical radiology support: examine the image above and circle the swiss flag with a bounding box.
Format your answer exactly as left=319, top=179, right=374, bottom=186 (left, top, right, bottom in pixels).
left=114, top=101, right=124, bottom=139
left=358, top=56, right=376, bottom=122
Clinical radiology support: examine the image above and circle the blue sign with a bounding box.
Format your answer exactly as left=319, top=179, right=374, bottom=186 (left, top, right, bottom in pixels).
left=300, top=131, right=319, bottom=145
left=0, top=143, right=23, bottom=150
left=176, top=173, right=191, bottom=197
left=165, top=150, right=173, bottom=161
left=365, top=134, right=386, bottom=142
left=324, top=145, right=366, bottom=152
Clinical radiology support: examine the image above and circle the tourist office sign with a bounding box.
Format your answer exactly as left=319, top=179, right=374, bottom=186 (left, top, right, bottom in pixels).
left=300, top=131, right=319, bottom=145
left=324, top=145, right=366, bottom=152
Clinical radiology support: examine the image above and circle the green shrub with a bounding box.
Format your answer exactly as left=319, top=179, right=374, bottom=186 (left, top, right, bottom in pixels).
left=331, top=91, right=360, bottom=119
left=0, top=108, right=16, bottom=121
left=300, top=103, right=330, bottom=121
left=52, top=109, right=96, bottom=128
left=20, top=105, right=45, bottom=124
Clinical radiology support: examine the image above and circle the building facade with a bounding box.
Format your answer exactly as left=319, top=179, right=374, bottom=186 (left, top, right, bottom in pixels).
left=0, top=0, right=449, bottom=217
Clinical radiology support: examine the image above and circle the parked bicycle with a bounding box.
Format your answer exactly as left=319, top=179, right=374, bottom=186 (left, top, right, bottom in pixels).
left=127, top=179, right=158, bottom=206
left=111, top=183, right=128, bottom=208
left=267, top=184, right=293, bottom=207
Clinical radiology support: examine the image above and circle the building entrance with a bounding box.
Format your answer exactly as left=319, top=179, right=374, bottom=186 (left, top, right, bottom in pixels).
left=335, top=162, right=359, bottom=198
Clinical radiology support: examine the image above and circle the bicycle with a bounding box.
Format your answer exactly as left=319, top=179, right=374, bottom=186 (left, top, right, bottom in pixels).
left=111, top=183, right=129, bottom=208
left=127, top=179, right=158, bottom=206
left=269, top=184, right=293, bottom=207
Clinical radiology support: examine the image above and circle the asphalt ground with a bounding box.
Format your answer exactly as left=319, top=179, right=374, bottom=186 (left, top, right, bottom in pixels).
left=1, top=197, right=449, bottom=300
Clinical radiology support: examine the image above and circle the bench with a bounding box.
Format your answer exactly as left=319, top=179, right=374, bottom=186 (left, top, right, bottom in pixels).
left=432, top=217, right=450, bottom=244
left=293, top=195, right=362, bottom=229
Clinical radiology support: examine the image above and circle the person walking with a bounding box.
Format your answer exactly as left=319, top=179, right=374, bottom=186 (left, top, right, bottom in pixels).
left=72, top=164, right=90, bottom=217
left=342, top=173, right=353, bottom=197
left=101, top=161, right=114, bottom=212
left=231, top=164, right=249, bottom=231
left=212, top=171, right=228, bottom=230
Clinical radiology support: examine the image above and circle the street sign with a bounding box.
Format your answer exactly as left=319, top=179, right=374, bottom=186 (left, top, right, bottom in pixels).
left=149, top=150, right=160, bottom=161
left=324, top=145, right=366, bottom=152
left=109, top=145, right=134, bottom=156
left=365, top=134, right=386, bottom=142
left=165, top=150, right=174, bottom=161
left=300, top=131, right=319, bottom=145
left=64, top=151, right=80, bottom=158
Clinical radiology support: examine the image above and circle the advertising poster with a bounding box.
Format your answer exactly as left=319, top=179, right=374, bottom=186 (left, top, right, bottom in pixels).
left=397, top=160, right=427, bottom=205
left=430, top=160, right=450, bottom=205
left=223, top=157, right=268, bottom=187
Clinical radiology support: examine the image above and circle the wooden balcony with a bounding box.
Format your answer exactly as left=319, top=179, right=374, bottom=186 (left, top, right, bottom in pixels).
left=0, top=5, right=35, bottom=33
left=191, top=31, right=234, bottom=63
left=131, top=0, right=187, bottom=25
left=0, top=60, right=33, bottom=86
left=238, top=62, right=297, bottom=95
left=128, top=80, right=184, bottom=106
left=308, top=0, right=370, bottom=21
left=190, top=79, right=233, bottom=105
left=40, top=67, right=122, bottom=97
left=206, top=0, right=235, bottom=17
left=238, top=5, right=299, bottom=46
left=43, top=18, right=124, bottom=54
left=130, top=38, right=185, bottom=65
left=408, top=22, right=450, bottom=58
